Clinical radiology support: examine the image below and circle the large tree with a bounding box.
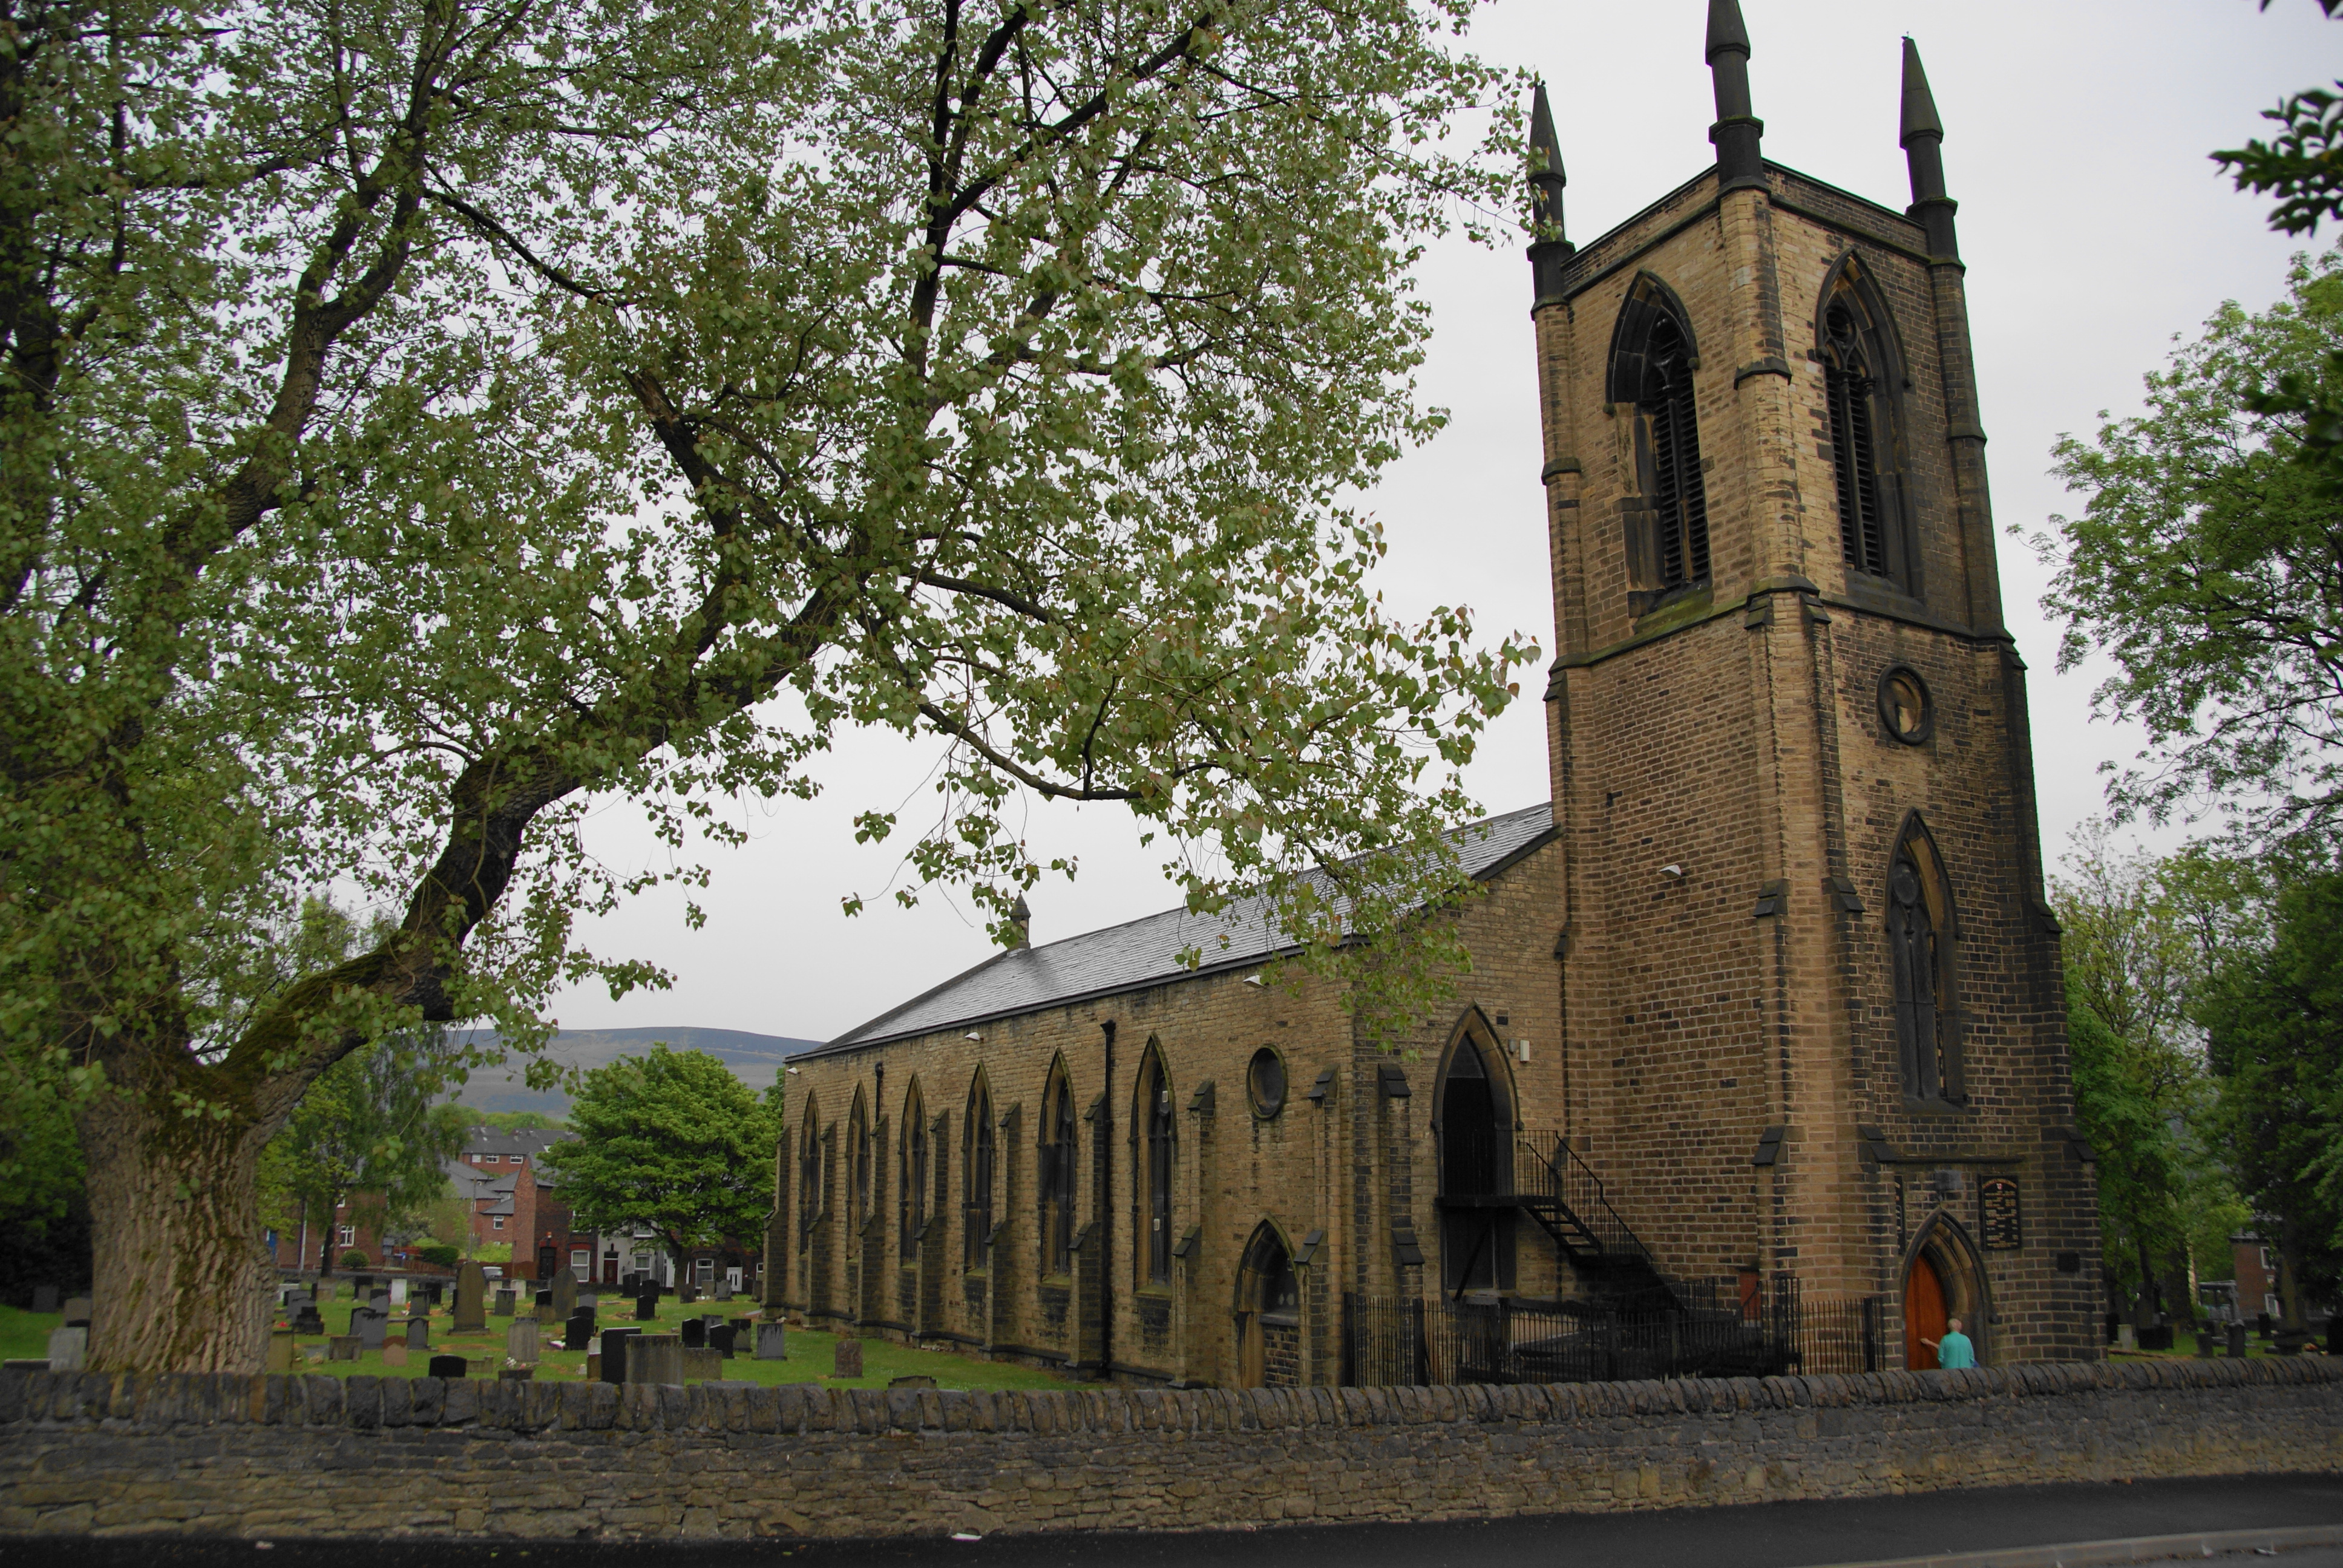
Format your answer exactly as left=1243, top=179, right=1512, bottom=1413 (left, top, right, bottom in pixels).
left=2039, top=246, right=2343, bottom=843
left=539, top=1046, right=776, bottom=1287
left=0, top=0, right=1529, bottom=1372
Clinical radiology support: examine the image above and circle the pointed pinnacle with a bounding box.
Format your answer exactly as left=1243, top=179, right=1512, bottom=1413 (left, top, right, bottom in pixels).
left=1706, top=0, right=1751, bottom=60
left=1529, top=80, right=1566, bottom=188
left=1900, top=37, right=1944, bottom=145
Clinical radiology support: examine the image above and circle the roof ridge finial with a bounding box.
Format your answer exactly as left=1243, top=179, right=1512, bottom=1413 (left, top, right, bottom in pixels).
left=1706, top=0, right=1765, bottom=193
left=1526, top=77, right=1573, bottom=298
left=1898, top=38, right=1959, bottom=261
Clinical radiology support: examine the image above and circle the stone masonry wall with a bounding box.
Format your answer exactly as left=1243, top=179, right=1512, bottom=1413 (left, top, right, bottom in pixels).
left=2, top=1360, right=2337, bottom=1541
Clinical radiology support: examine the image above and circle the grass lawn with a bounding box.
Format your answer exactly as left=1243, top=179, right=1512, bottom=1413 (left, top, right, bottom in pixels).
left=3, top=1290, right=1083, bottom=1390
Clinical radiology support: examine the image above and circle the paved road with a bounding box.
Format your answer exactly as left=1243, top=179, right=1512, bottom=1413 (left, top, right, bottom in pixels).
left=13, top=1474, right=2342, bottom=1568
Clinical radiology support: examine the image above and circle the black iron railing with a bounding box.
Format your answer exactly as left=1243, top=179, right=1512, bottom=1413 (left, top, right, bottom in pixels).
left=1343, top=1278, right=1887, bottom=1388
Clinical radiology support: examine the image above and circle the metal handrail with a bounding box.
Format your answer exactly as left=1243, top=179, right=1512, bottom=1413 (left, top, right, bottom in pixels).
left=1521, top=1132, right=1654, bottom=1271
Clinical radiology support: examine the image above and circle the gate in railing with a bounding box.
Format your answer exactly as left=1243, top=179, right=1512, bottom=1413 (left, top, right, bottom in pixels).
left=1342, top=1279, right=1886, bottom=1388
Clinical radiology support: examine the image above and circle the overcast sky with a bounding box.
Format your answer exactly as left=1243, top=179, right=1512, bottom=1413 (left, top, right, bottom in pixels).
left=545, top=0, right=2341, bottom=1045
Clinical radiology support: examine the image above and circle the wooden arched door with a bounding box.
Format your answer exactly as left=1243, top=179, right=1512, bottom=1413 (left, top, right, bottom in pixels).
left=1904, top=1251, right=1948, bottom=1370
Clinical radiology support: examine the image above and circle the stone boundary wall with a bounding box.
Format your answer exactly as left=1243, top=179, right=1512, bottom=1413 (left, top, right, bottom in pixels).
left=1, top=1360, right=2339, bottom=1540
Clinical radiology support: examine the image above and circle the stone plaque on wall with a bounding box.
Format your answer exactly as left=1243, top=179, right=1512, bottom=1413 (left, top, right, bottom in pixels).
left=1980, top=1177, right=2022, bottom=1250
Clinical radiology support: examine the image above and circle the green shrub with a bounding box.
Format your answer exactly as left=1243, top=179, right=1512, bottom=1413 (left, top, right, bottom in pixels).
left=339, top=1248, right=369, bottom=1268
left=415, top=1243, right=459, bottom=1269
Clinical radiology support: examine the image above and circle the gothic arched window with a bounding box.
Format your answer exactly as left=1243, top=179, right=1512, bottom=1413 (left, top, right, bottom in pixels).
left=1039, top=1060, right=1078, bottom=1276
left=1607, top=275, right=1711, bottom=613
left=1818, top=258, right=1912, bottom=590
left=963, top=1074, right=995, bottom=1271
left=899, top=1079, right=927, bottom=1261
left=796, top=1100, right=821, bottom=1252
left=1888, top=819, right=1962, bottom=1102
left=1136, top=1045, right=1175, bottom=1285
left=848, top=1090, right=871, bottom=1229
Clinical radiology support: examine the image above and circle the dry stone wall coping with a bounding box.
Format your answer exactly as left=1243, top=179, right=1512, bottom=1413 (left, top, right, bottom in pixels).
left=1, top=1356, right=2336, bottom=1440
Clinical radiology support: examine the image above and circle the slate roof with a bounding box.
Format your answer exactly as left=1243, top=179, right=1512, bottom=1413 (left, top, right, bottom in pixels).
left=819, top=802, right=1556, bottom=1054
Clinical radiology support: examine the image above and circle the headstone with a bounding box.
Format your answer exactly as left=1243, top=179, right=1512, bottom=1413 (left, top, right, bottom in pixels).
left=303, top=1344, right=327, bottom=1365
left=46, top=1327, right=87, bottom=1371
left=625, top=1333, right=684, bottom=1387
left=492, top=1288, right=516, bottom=1317
left=451, top=1261, right=488, bottom=1333
left=754, top=1321, right=788, bottom=1361
left=499, top=1367, right=534, bottom=1383
left=505, top=1318, right=540, bottom=1367
left=382, top=1344, right=408, bottom=1369
left=635, top=1289, right=659, bottom=1322
left=428, top=1354, right=468, bottom=1379
left=2259, top=1312, right=2275, bottom=1339
left=680, top=1281, right=699, bottom=1304
left=833, top=1336, right=863, bottom=1379
left=600, top=1327, right=640, bottom=1385
left=2115, top=1322, right=2137, bottom=1353
left=30, top=1284, right=58, bottom=1314
left=425, top=1281, right=444, bottom=1307
left=60, top=1296, right=91, bottom=1327
left=2229, top=1322, right=2250, bottom=1357
left=328, top=1336, right=361, bottom=1361
left=292, top=1301, right=326, bottom=1336
left=708, top=1322, right=735, bottom=1358
left=579, top=1291, right=599, bottom=1312
left=354, top=1273, right=373, bottom=1296
left=534, top=1290, right=557, bottom=1326
left=682, top=1346, right=723, bottom=1381
left=2195, top=1327, right=2218, bottom=1357
left=680, top=1317, right=707, bottom=1350
left=405, top=1314, right=430, bottom=1350
left=266, top=1329, right=296, bottom=1373
left=450, top=1256, right=487, bottom=1331
left=714, top=1281, right=733, bottom=1302
left=551, top=1269, right=578, bottom=1321
left=353, top=1307, right=388, bottom=1352
left=565, top=1308, right=597, bottom=1350
left=389, top=1278, right=408, bottom=1307
left=369, top=1289, right=390, bottom=1313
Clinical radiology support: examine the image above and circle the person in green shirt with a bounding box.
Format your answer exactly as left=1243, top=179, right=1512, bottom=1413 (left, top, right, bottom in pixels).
left=1924, top=1316, right=1976, bottom=1370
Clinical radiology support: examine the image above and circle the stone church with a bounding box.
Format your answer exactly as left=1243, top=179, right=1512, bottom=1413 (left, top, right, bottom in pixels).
left=769, top=5, right=2103, bottom=1387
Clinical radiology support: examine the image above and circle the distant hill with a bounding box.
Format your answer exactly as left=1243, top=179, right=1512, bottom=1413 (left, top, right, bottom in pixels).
left=444, top=1027, right=823, bottom=1119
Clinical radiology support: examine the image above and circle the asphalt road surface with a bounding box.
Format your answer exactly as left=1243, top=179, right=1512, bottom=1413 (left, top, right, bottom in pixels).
left=9, top=1474, right=2341, bottom=1568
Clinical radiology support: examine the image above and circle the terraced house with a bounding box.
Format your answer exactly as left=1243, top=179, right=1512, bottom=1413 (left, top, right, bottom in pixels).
left=770, top=5, right=2101, bottom=1388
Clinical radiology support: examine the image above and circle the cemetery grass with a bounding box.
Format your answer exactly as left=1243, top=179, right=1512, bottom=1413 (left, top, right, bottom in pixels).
left=278, top=1291, right=1087, bottom=1391
left=0, top=1304, right=60, bottom=1360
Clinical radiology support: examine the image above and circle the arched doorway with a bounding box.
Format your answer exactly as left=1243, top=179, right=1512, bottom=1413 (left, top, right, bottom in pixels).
left=1437, top=1024, right=1514, bottom=1296
left=1902, top=1215, right=1989, bottom=1369
left=1233, top=1223, right=1300, bottom=1387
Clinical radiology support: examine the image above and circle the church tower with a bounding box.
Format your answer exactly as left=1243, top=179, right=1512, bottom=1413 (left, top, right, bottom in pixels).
left=1529, top=7, right=2100, bottom=1362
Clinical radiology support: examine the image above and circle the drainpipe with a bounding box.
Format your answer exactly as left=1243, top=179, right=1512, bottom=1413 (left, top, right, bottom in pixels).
left=1100, top=1019, right=1116, bottom=1379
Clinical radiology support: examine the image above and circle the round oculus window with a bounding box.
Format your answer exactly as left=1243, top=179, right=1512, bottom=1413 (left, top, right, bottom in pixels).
left=1247, top=1048, right=1288, bottom=1119
left=1878, top=666, right=1932, bottom=745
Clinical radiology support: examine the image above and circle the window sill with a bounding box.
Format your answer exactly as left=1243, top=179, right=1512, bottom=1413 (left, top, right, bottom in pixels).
left=1901, top=1095, right=1975, bottom=1119
left=1134, top=1284, right=1175, bottom=1301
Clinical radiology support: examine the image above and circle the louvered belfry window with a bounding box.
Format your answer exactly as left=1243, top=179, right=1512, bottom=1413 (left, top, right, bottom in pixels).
left=1826, top=302, right=1887, bottom=575
left=1640, top=310, right=1710, bottom=587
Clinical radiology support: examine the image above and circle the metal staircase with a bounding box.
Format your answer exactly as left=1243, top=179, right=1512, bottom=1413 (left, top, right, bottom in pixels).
left=1513, top=1133, right=1678, bottom=1312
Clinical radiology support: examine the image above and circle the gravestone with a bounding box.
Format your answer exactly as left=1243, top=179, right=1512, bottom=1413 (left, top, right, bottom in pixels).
left=714, top=1280, right=733, bottom=1302
left=635, top=1289, right=659, bottom=1322
left=292, top=1300, right=326, bottom=1336
left=832, top=1336, right=862, bottom=1379
left=565, top=1308, right=596, bottom=1350
left=382, top=1344, right=408, bottom=1369
left=492, top=1288, right=515, bottom=1316
left=679, top=1281, right=699, bottom=1304
left=534, top=1289, right=557, bottom=1325
left=353, top=1307, right=388, bottom=1352
left=266, top=1329, right=296, bottom=1373
left=708, top=1322, right=735, bottom=1358
left=60, top=1296, right=91, bottom=1327
left=578, top=1291, right=599, bottom=1313
left=47, top=1327, right=87, bottom=1371
left=451, top=1261, right=488, bottom=1333
left=599, top=1327, right=640, bottom=1385
left=754, top=1321, right=788, bottom=1361
left=369, top=1289, right=391, bottom=1313
left=680, top=1317, right=707, bottom=1350
left=303, top=1344, right=326, bottom=1365
left=626, top=1333, right=684, bottom=1386
left=505, top=1318, right=540, bottom=1366
left=425, top=1281, right=444, bottom=1307
left=389, top=1278, right=408, bottom=1307
left=550, top=1269, right=578, bottom=1320
left=729, top=1316, right=755, bottom=1347
left=30, top=1284, right=58, bottom=1314
left=405, top=1314, right=430, bottom=1350
left=353, top=1274, right=373, bottom=1296
left=428, top=1354, right=468, bottom=1379
left=327, top=1336, right=361, bottom=1361
left=682, top=1346, right=723, bottom=1381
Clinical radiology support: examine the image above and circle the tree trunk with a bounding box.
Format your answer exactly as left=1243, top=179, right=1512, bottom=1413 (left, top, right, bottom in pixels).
left=79, top=1089, right=273, bottom=1374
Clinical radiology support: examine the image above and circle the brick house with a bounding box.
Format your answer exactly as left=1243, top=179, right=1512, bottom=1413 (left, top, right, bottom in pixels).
left=773, top=13, right=2100, bottom=1388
